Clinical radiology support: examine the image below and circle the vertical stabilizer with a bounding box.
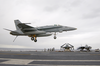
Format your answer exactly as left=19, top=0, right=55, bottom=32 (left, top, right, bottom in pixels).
left=14, top=20, right=21, bottom=30
left=14, top=20, right=23, bottom=34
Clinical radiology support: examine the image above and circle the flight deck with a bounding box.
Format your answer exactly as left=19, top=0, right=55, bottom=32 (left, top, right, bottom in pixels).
left=0, top=51, right=100, bottom=66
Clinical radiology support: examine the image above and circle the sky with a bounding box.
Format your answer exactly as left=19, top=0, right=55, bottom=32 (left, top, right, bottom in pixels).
left=0, top=0, right=100, bottom=49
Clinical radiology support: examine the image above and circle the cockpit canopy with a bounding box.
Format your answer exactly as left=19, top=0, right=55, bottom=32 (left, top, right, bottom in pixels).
left=54, top=24, right=62, bottom=26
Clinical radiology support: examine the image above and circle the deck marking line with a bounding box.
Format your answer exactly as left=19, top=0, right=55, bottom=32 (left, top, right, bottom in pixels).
left=0, top=58, right=100, bottom=65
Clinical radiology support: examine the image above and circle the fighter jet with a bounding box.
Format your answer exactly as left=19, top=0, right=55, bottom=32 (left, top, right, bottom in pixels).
left=61, top=43, right=74, bottom=51
left=4, top=20, right=77, bottom=42
left=77, top=45, right=92, bottom=51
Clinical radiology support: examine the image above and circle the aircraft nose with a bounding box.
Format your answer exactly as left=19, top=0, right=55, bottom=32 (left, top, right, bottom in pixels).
left=63, top=26, right=77, bottom=31
left=70, top=27, right=77, bottom=30
left=72, top=27, right=77, bottom=30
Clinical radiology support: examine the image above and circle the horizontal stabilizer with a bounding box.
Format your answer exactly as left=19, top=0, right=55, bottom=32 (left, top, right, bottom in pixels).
left=3, top=28, right=13, bottom=31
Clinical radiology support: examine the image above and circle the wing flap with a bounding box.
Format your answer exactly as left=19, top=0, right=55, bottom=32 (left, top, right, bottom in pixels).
left=23, top=28, right=37, bottom=31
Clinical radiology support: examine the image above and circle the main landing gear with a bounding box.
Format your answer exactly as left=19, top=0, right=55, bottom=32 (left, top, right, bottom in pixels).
left=31, top=37, right=37, bottom=42
left=29, top=35, right=37, bottom=42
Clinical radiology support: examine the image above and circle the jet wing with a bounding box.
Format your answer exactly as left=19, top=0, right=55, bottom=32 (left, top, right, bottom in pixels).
left=18, top=23, right=33, bottom=28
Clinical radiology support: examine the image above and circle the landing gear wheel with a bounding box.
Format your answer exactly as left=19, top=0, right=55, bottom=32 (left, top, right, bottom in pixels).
left=54, top=36, right=57, bottom=39
left=31, top=37, right=34, bottom=41
left=34, top=39, right=37, bottom=42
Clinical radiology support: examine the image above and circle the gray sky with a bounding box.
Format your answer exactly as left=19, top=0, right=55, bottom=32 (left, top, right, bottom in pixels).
left=0, top=0, right=100, bottom=49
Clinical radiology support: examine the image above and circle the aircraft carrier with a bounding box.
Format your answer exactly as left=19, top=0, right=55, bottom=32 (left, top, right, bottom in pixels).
left=0, top=50, right=100, bottom=66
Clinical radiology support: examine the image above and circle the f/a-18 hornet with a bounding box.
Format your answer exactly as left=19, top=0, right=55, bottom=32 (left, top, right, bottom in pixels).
left=4, top=20, right=77, bottom=42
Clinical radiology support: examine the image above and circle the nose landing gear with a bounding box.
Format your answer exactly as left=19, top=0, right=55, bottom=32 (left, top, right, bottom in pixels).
left=54, top=36, right=57, bottom=39
left=54, top=32, right=57, bottom=39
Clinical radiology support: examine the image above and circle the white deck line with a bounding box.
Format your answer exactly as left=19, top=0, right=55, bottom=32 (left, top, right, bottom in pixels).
left=0, top=58, right=100, bottom=65
left=0, top=58, right=100, bottom=62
